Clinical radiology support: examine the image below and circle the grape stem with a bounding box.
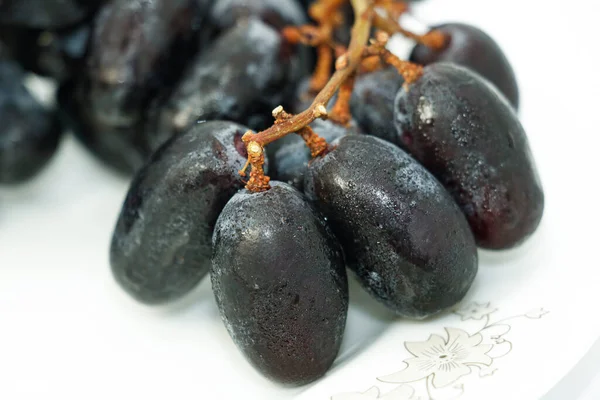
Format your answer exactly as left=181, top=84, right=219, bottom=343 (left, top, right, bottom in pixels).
left=372, top=11, right=447, bottom=50
left=241, top=0, right=428, bottom=192
left=242, top=0, right=372, bottom=149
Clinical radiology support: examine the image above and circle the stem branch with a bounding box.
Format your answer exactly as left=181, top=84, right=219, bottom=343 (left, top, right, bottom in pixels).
left=242, top=0, right=373, bottom=148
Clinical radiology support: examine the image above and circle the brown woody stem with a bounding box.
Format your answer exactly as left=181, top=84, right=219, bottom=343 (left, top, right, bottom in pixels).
left=298, top=126, right=329, bottom=158
left=329, top=71, right=356, bottom=126
left=242, top=0, right=372, bottom=149
left=310, top=42, right=334, bottom=93
left=240, top=141, right=270, bottom=192
left=372, top=12, right=447, bottom=50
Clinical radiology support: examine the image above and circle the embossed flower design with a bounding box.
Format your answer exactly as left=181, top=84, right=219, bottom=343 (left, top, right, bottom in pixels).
left=378, top=328, right=493, bottom=388
left=454, top=302, right=497, bottom=321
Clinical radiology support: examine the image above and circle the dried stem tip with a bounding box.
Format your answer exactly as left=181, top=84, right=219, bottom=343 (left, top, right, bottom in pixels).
left=299, top=126, right=329, bottom=158
left=243, top=141, right=270, bottom=192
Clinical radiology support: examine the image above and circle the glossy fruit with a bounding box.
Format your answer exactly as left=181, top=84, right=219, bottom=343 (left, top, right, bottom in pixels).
left=150, top=18, right=305, bottom=149
left=350, top=67, right=404, bottom=144
left=110, top=121, right=251, bottom=304
left=57, top=80, right=146, bottom=174
left=395, top=63, right=544, bottom=249
left=0, top=61, right=62, bottom=184
left=0, top=24, right=90, bottom=82
left=305, top=135, right=477, bottom=318
left=272, top=119, right=361, bottom=190
left=0, top=0, right=104, bottom=29
left=81, top=0, right=208, bottom=130
left=208, top=0, right=305, bottom=32
left=410, top=23, right=519, bottom=109
left=211, top=182, right=348, bottom=385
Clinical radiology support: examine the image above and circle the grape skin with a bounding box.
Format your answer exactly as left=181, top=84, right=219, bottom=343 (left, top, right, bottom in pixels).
left=82, top=0, right=208, bottom=128
left=410, top=23, right=519, bottom=109
left=395, top=63, right=543, bottom=249
left=350, top=67, right=404, bottom=144
left=110, top=121, right=251, bottom=305
left=149, top=18, right=307, bottom=149
left=0, top=24, right=90, bottom=82
left=0, top=0, right=104, bottom=30
left=0, top=61, right=62, bottom=184
left=272, top=119, right=362, bottom=191
left=57, top=80, right=147, bottom=175
left=208, top=0, right=306, bottom=32
left=211, top=181, right=348, bottom=385
left=305, top=135, right=478, bottom=318
left=58, top=0, right=212, bottom=173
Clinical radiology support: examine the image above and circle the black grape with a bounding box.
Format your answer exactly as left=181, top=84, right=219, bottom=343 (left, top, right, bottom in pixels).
left=272, top=119, right=361, bottom=191
left=110, top=121, right=251, bottom=305
left=208, top=0, right=305, bottom=32
left=350, top=66, right=404, bottom=144
left=82, top=0, right=209, bottom=126
left=0, top=61, right=62, bottom=184
left=395, top=63, right=543, bottom=249
left=305, top=135, right=477, bottom=318
left=63, top=0, right=211, bottom=173
left=0, top=0, right=104, bottom=30
left=0, top=24, right=90, bottom=82
left=149, top=18, right=307, bottom=150
left=57, top=80, right=146, bottom=175
left=410, top=23, right=519, bottom=109
left=211, top=182, right=347, bottom=385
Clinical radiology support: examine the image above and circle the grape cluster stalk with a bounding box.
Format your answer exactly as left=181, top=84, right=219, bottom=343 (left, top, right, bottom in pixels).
left=239, top=0, right=442, bottom=192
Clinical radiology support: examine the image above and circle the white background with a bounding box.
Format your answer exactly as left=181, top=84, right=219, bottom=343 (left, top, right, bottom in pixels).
left=1, top=0, right=599, bottom=399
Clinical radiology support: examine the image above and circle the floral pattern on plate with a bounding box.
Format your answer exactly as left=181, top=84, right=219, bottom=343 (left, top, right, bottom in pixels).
left=332, top=302, right=549, bottom=400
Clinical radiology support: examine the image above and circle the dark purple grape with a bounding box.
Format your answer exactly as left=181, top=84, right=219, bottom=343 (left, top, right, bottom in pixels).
left=395, top=63, right=543, bottom=249
left=350, top=67, right=404, bottom=144
left=149, top=18, right=306, bottom=149
left=211, top=182, right=347, bottom=385
left=304, top=135, right=477, bottom=318
left=206, top=0, right=312, bottom=94
left=208, top=0, right=305, bottom=32
left=0, top=0, right=104, bottom=30
left=81, top=0, right=209, bottom=130
left=272, top=119, right=361, bottom=190
left=61, top=0, right=212, bottom=173
left=57, top=80, right=146, bottom=174
left=110, top=121, right=250, bottom=305
left=0, top=24, right=90, bottom=82
left=410, top=23, right=519, bottom=109
left=0, top=61, right=62, bottom=184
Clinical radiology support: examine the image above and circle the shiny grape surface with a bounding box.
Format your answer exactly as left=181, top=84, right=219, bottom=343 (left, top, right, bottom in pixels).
left=0, top=0, right=104, bottom=29
left=395, top=63, right=543, bottom=249
left=305, top=135, right=478, bottom=318
left=150, top=18, right=306, bottom=148
left=350, top=67, right=404, bottom=144
left=208, top=0, right=305, bottom=32
left=272, top=119, right=361, bottom=190
left=0, top=24, right=90, bottom=82
left=410, top=23, right=519, bottom=109
left=110, top=121, right=251, bottom=304
left=211, top=182, right=348, bottom=385
left=0, top=61, right=61, bottom=184
left=57, top=80, right=146, bottom=174
left=81, top=0, right=208, bottom=128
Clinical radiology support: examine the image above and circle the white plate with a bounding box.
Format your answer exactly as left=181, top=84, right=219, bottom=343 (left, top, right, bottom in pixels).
left=1, top=0, right=599, bottom=399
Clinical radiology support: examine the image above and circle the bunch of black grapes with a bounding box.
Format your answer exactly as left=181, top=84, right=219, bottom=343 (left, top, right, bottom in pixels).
left=1, top=0, right=544, bottom=388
